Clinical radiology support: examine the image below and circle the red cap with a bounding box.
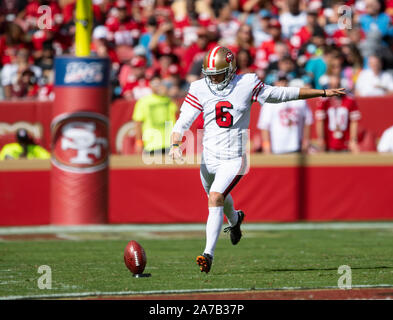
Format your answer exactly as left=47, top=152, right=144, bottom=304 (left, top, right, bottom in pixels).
left=130, top=56, right=146, bottom=68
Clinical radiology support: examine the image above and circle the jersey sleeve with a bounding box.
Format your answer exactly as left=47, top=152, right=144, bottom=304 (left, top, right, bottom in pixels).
left=172, top=83, right=203, bottom=136
left=258, top=84, right=300, bottom=104
left=249, top=74, right=299, bottom=104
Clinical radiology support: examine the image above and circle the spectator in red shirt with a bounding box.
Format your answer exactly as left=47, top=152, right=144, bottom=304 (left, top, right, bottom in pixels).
left=255, top=19, right=287, bottom=70
left=37, top=69, right=54, bottom=101
left=0, top=22, right=27, bottom=67
left=315, top=75, right=361, bottom=153
left=105, top=0, right=142, bottom=46
left=24, top=0, right=63, bottom=32
left=11, top=69, right=40, bottom=99
left=62, top=0, right=103, bottom=25
left=120, top=56, right=152, bottom=101
left=180, top=26, right=215, bottom=77
left=153, top=53, right=181, bottom=80
left=149, top=21, right=185, bottom=71
left=154, top=0, right=175, bottom=25
left=290, top=9, right=320, bottom=55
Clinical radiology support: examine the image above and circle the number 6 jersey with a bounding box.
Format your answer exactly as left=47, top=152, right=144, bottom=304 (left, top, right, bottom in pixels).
left=173, top=73, right=300, bottom=160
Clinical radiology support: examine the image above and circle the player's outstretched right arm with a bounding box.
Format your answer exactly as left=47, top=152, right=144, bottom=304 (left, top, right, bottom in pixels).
left=253, top=73, right=346, bottom=104
left=298, top=87, right=346, bottom=99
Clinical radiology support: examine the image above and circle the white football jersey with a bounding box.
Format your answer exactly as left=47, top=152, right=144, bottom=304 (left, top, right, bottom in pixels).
left=257, top=100, right=313, bottom=154
left=173, top=73, right=300, bottom=160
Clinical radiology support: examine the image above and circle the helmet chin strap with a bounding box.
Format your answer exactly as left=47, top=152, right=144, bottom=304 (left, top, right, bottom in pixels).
left=204, top=70, right=237, bottom=96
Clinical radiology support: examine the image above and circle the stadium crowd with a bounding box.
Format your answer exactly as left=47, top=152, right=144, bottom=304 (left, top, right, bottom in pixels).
left=1, top=0, right=393, bottom=101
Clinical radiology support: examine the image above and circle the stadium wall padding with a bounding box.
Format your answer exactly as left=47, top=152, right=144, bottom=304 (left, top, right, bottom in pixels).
left=1, top=154, right=393, bottom=226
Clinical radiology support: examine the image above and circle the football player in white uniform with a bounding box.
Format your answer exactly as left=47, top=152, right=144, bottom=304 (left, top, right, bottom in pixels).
left=169, top=46, right=345, bottom=273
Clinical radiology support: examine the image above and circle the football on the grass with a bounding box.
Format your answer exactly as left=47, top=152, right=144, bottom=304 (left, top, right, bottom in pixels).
left=124, top=240, right=147, bottom=275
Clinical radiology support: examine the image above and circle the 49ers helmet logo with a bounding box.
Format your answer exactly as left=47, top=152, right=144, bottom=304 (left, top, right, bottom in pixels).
left=51, top=112, right=109, bottom=173
left=226, top=51, right=234, bottom=63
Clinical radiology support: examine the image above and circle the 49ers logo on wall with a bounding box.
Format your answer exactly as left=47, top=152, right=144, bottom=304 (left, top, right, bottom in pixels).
left=51, top=112, right=109, bottom=173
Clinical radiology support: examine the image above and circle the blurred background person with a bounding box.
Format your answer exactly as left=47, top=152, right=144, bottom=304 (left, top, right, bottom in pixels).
left=227, top=23, right=256, bottom=59
left=264, top=54, right=312, bottom=87
left=289, top=8, right=320, bottom=55
left=181, top=26, right=216, bottom=80
left=377, top=125, right=393, bottom=152
left=315, top=75, right=361, bottom=153
left=355, top=54, right=393, bottom=96
left=341, top=44, right=364, bottom=92
left=359, top=0, right=393, bottom=41
left=251, top=9, right=272, bottom=47
left=0, top=128, right=50, bottom=160
left=279, top=0, right=307, bottom=39
left=119, top=55, right=152, bottom=101
left=236, top=48, right=257, bottom=74
left=1, top=48, right=42, bottom=99
left=257, top=74, right=313, bottom=154
left=216, top=2, right=241, bottom=47
left=0, top=22, right=27, bottom=68
left=254, top=19, right=286, bottom=71
left=304, top=45, right=341, bottom=90
left=132, top=75, right=178, bottom=154
left=11, top=68, right=39, bottom=98
left=104, top=0, right=142, bottom=47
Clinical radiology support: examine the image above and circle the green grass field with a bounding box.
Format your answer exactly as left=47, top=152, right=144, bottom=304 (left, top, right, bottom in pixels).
left=1, top=223, right=393, bottom=299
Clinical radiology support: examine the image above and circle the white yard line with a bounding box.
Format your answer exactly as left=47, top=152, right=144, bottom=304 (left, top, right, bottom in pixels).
left=1, top=284, right=393, bottom=300
left=0, top=222, right=393, bottom=236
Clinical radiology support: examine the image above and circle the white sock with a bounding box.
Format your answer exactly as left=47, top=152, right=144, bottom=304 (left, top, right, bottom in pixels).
left=224, top=194, right=238, bottom=227
left=204, top=206, right=224, bottom=257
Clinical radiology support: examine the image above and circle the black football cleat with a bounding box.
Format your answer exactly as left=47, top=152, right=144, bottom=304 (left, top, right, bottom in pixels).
left=196, top=253, right=213, bottom=274
left=224, top=210, right=245, bottom=245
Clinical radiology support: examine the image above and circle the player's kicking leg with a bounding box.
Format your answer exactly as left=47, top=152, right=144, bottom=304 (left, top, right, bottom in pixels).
left=196, top=155, right=246, bottom=273
left=197, top=191, right=224, bottom=273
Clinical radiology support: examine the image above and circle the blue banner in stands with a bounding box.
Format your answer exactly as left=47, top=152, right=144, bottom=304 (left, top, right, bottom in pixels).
left=54, top=56, right=110, bottom=87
